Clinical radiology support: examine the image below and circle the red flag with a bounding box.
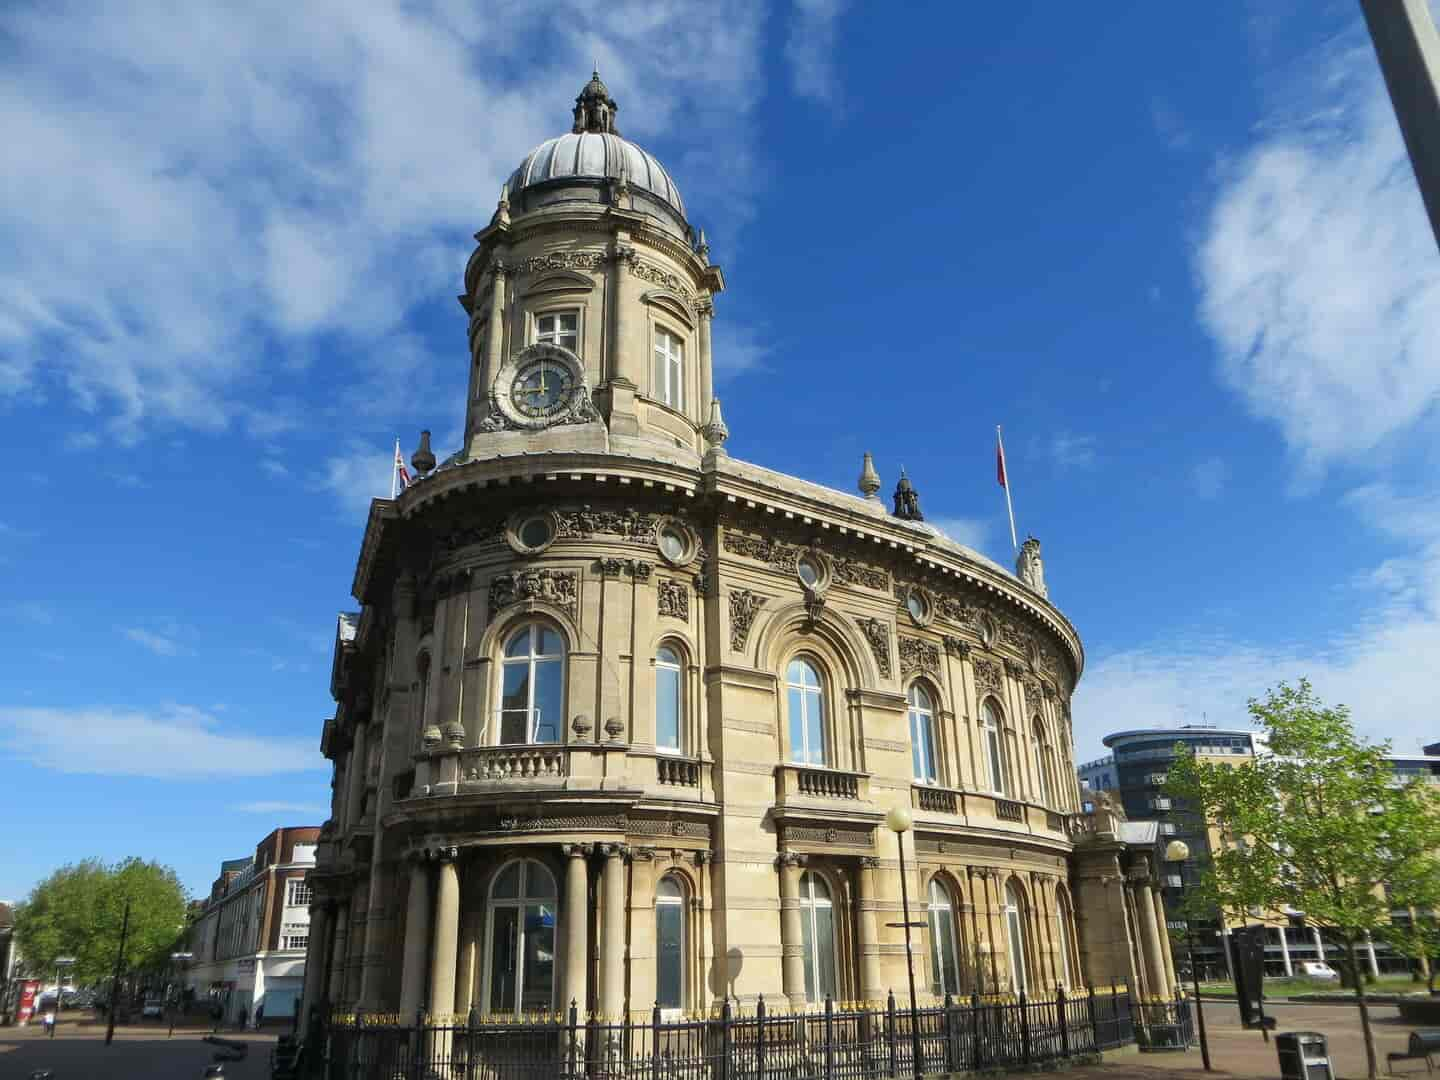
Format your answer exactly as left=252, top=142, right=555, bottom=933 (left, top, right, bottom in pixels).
left=996, top=434, right=1008, bottom=489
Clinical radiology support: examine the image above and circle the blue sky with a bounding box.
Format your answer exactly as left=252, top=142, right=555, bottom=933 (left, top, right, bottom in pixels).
left=4, top=0, right=1440, bottom=904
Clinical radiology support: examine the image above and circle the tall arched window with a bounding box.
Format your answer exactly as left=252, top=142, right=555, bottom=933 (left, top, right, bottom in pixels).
left=982, top=700, right=1008, bottom=796
left=656, top=645, right=683, bottom=753
left=1055, top=887, right=1078, bottom=988
left=654, top=328, right=684, bottom=409
left=499, top=624, right=564, bottom=744
left=927, top=876, right=963, bottom=996
left=786, top=659, right=826, bottom=765
left=909, top=683, right=938, bottom=784
left=486, top=860, right=557, bottom=1016
left=656, top=875, right=686, bottom=1012
left=799, top=871, right=838, bottom=1002
left=1003, top=880, right=1029, bottom=993
left=1032, top=717, right=1055, bottom=807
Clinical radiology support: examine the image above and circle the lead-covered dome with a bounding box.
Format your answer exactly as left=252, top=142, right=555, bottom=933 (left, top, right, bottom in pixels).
left=504, top=71, right=688, bottom=230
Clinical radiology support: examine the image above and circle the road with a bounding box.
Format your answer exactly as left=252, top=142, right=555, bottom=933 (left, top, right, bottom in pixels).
left=0, top=1014, right=282, bottom=1079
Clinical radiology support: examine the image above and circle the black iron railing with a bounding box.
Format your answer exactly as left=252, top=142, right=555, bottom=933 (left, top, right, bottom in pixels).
left=313, top=986, right=1188, bottom=1080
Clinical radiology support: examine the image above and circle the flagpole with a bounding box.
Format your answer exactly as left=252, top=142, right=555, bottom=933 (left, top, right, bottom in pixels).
left=998, top=425, right=1018, bottom=554
left=391, top=438, right=400, bottom=500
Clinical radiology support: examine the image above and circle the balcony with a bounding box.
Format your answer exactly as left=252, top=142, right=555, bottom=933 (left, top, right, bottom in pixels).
left=1150, top=797, right=1173, bottom=811
left=458, top=745, right=568, bottom=783
left=913, top=785, right=960, bottom=814
left=656, top=756, right=701, bottom=788
left=776, top=763, right=870, bottom=804
left=995, top=798, right=1025, bottom=822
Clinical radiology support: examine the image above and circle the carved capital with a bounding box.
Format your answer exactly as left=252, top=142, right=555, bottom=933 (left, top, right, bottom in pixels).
left=561, top=843, right=592, bottom=859
left=942, top=635, right=971, bottom=658
left=859, top=856, right=881, bottom=870
left=601, top=842, right=630, bottom=860
left=776, top=852, right=809, bottom=870
left=631, top=846, right=657, bottom=862
left=1004, top=658, right=1026, bottom=679
left=694, top=850, right=714, bottom=866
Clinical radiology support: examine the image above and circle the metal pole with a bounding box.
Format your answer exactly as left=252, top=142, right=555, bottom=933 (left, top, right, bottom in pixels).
left=1190, top=928, right=1212, bottom=1070
left=896, top=836, right=924, bottom=1080
left=105, top=898, right=131, bottom=1046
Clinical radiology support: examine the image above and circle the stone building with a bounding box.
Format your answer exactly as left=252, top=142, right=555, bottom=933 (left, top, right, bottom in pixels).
left=302, top=73, right=1177, bottom=1024
left=189, top=826, right=320, bottom=1025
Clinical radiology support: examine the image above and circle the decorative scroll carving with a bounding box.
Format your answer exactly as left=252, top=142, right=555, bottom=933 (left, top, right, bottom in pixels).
left=936, top=596, right=978, bottom=626
left=487, top=569, right=577, bottom=621
left=854, top=617, right=893, bottom=679
left=1023, top=677, right=1044, bottom=711
left=515, top=250, right=606, bottom=275
left=658, top=579, right=690, bottom=620
left=497, top=812, right=625, bottom=832
left=898, top=636, right=941, bottom=677
left=628, top=257, right=693, bottom=300
left=831, top=556, right=888, bottom=591
left=630, top=818, right=712, bottom=840
left=1001, top=621, right=1030, bottom=653
left=729, top=589, right=766, bottom=652
left=785, top=825, right=872, bottom=847
left=723, top=530, right=799, bottom=572
left=973, top=658, right=1003, bottom=696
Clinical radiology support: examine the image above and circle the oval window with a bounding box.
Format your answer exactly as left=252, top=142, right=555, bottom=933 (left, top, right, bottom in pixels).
left=907, top=591, right=928, bottom=622
left=659, top=525, right=687, bottom=562
left=797, top=555, right=821, bottom=588
left=519, top=517, right=553, bottom=550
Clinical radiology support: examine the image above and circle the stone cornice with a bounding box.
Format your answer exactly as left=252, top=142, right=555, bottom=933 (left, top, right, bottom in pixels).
left=350, top=499, right=400, bottom=606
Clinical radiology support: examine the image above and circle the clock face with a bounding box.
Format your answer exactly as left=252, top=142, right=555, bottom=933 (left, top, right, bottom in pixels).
left=510, top=361, right=574, bottom=418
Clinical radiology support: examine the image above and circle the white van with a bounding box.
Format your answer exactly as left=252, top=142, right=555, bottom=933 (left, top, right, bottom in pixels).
left=1299, top=961, right=1339, bottom=981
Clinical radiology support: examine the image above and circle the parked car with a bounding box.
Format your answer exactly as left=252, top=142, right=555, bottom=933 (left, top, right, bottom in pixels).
left=1299, top=961, right=1339, bottom=981
left=141, top=998, right=164, bottom=1019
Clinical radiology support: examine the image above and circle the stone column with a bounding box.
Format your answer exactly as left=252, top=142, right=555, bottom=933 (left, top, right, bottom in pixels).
left=300, top=903, right=332, bottom=1022
left=345, top=721, right=368, bottom=830
left=1277, top=927, right=1293, bottom=976
left=563, top=845, right=590, bottom=1014
left=398, top=860, right=432, bottom=1018
left=328, top=905, right=350, bottom=1004
left=1311, top=926, right=1325, bottom=965
left=778, top=853, right=808, bottom=1007
left=1152, top=888, right=1177, bottom=995
left=428, top=854, right=461, bottom=1016
left=455, top=908, right=479, bottom=1020
left=607, top=245, right=640, bottom=434
left=600, top=844, right=628, bottom=1018
left=1132, top=878, right=1169, bottom=997
left=857, top=857, right=883, bottom=1003
left=359, top=859, right=393, bottom=1009
left=981, top=871, right=1003, bottom=991
left=697, top=299, right=714, bottom=424
left=1365, top=931, right=1381, bottom=977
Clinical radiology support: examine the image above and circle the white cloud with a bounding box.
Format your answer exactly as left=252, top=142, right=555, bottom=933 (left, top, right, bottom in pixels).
left=929, top=515, right=991, bottom=554
left=784, top=0, right=847, bottom=104
left=1191, top=456, right=1227, bottom=500
left=711, top=320, right=774, bottom=379
left=1195, top=34, right=1440, bottom=477
left=1049, top=431, right=1097, bottom=471
left=0, top=3, right=769, bottom=448
left=232, top=801, right=328, bottom=816
left=0, top=704, right=321, bottom=777
left=121, top=626, right=184, bottom=657
left=320, top=440, right=400, bottom=518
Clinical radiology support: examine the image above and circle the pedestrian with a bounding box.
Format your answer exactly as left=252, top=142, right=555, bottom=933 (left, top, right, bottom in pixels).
left=210, top=1001, right=222, bottom=1033
left=254, top=1002, right=264, bottom=1029
left=237, top=1004, right=248, bottom=1031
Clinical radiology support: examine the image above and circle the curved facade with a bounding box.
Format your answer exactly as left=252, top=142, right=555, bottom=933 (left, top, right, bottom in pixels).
left=303, top=75, right=1177, bottom=1025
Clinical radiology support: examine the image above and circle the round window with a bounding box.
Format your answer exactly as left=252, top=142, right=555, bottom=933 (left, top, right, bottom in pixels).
left=907, top=591, right=928, bottom=623
left=797, top=555, right=821, bottom=588
left=658, top=525, right=687, bottom=562
left=519, top=516, right=553, bottom=550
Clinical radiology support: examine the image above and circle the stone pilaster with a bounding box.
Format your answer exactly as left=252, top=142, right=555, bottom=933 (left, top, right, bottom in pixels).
left=398, top=859, right=431, bottom=1018
left=328, top=905, right=349, bottom=1003
left=563, top=844, right=590, bottom=1014
left=600, top=843, right=628, bottom=1017
left=1153, top=888, right=1177, bottom=995
left=778, top=852, right=807, bottom=1007
left=857, top=857, right=883, bottom=1004
left=1131, top=875, right=1168, bottom=997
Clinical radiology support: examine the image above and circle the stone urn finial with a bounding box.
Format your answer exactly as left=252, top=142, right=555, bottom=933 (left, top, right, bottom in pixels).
left=604, top=716, right=625, bottom=742
left=702, top=398, right=729, bottom=457
left=411, top=430, right=436, bottom=475
left=858, top=452, right=881, bottom=501
left=442, top=718, right=465, bottom=749
left=421, top=723, right=443, bottom=751
left=572, top=714, right=593, bottom=739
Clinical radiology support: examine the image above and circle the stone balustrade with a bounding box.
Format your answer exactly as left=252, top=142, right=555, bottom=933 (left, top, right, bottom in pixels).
left=914, top=785, right=959, bottom=814
left=656, top=756, right=700, bottom=787
left=773, top=763, right=869, bottom=803
left=994, top=798, right=1025, bottom=822
left=458, top=745, right=569, bottom=782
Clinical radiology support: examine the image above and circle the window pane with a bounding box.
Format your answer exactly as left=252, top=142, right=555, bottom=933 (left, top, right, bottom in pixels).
left=805, top=689, right=825, bottom=765
left=911, top=712, right=924, bottom=780
left=657, top=665, right=681, bottom=750
left=528, top=862, right=557, bottom=900
left=658, top=645, right=679, bottom=666
left=801, top=908, right=816, bottom=1003
left=929, top=908, right=945, bottom=993
left=521, top=904, right=555, bottom=1013
left=493, top=863, right=521, bottom=899
left=559, top=314, right=577, bottom=333
left=988, top=729, right=1005, bottom=794
left=814, top=904, right=837, bottom=1001
left=489, top=907, right=518, bottom=1013
left=538, top=627, right=563, bottom=655
left=938, top=914, right=960, bottom=995
left=505, top=629, right=531, bottom=658
left=657, top=877, right=682, bottom=901
left=1007, top=909, right=1027, bottom=992
left=657, top=902, right=683, bottom=1009
left=532, top=658, right=562, bottom=743
left=919, top=714, right=936, bottom=782
left=654, top=350, right=666, bottom=401
left=786, top=660, right=805, bottom=685
left=788, top=687, right=807, bottom=764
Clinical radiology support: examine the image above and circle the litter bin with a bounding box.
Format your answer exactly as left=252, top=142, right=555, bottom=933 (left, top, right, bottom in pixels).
left=1277, top=1032, right=1334, bottom=1080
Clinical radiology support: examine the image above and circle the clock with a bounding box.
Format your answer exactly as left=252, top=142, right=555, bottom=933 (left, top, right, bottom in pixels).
left=484, top=342, right=596, bottom=431
left=511, top=359, right=574, bottom=419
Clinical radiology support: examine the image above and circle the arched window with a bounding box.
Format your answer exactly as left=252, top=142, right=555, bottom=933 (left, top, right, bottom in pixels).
left=499, top=624, right=564, bottom=744
left=799, top=871, right=838, bottom=1002
left=1056, top=887, right=1079, bottom=988
left=927, top=876, right=963, bottom=996
left=1032, top=717, right=1055, bottom=807
left=786, top=658, right=826, bottom=766
left=656, top=645, right=683, bottom=753
left=1003, top=880, right=1029, bottom=993
left=656, top=875, right=686, bottom=1012
left=486, top=859, right=557, bottom=1016
left=909, top=683, right=938, bottom=785
left=654, top=328, right=684, bottom=409
left=982, top=700, right=1008, bottom=796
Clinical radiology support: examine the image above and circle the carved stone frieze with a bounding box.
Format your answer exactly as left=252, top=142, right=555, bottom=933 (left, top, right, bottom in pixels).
left=514, top=250, right=606, bottom=275
left=438, top=519, right=506, bottom=554
left=723, top=530, right=799, bottom=572
left=785, top=825, right=873, bottom=847
left=498, top=812, right=625, bottom=832
left=658, top=578, right=690, bottom=620
left=729, top=589, right=766, bottom=652
left=942, top=635, right=971, bottom=658
left=854, top=617, right=893, bottom=679
left=555, top=508, right=660, bottom=542
left=487, top=569, right=577, bottom=621
left=973, top=658, right=1003, bottom=696
left=898, top=635, right=941, bottom=677
left=628, top=257, right=693, bottom=300
left=831, top=556, right=888, bottom=591
left=1003, top=658, right=1026, bottom=679
left=630, top=818, right=711, bottom=840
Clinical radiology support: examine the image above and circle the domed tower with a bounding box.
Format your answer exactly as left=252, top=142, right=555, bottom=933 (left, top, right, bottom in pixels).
left=309, top=73, right=1173, bottom=1047
left=459, top=72, right=724, bottom=461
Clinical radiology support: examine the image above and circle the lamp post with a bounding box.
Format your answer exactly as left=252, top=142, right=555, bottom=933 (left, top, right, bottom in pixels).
left=52, top=957, right=74, bottom=1039
left=886, top=806, right=925, bottom=1080
left=169, top=952, right=193, bottom=1037
left=1164, top=840, right=1211, bottom=1071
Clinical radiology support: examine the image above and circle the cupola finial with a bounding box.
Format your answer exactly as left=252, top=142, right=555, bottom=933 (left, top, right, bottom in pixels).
left=858, top=452, right=881, bottom=502
left=573, top=69, right=620, bottom=135
left=892, top=466, right=924, bottom=521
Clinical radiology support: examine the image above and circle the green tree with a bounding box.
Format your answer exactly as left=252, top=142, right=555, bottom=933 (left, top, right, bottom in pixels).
left=13, top=858, right=188, bottom=987
left=1167, top=680, right=1440, bottom=1080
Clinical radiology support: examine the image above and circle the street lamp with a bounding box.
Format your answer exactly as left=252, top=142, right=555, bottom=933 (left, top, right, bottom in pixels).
left=51, top=957, right=74, bottom=1039
left=1164, top=840, right=1211, bottom=1071
left=886, top=805, right=925, bottom=1080
left=169, top=953, right=193, bottom=1037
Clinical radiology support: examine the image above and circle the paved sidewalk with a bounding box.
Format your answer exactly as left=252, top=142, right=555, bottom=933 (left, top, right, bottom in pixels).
left=0, top=1015, right=283, bottom=1079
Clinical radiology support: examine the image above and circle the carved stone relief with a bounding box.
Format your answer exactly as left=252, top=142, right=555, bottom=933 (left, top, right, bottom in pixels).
left=487, top=569, right=577, bottom=622
left=514, top=250, right=607, bottom=275
left=854, top=617, right=893, bottom=679
left=831, top=556, right=888, bottom=591
left=973, top=658, right=1003, bottom=696
left=723, top=530, right=799, bottom=572
left=658, top=578, right=690, bottom=620
left=729, top=589, right=766, bottom=652
left=898, top=636, right=941, bottom=677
